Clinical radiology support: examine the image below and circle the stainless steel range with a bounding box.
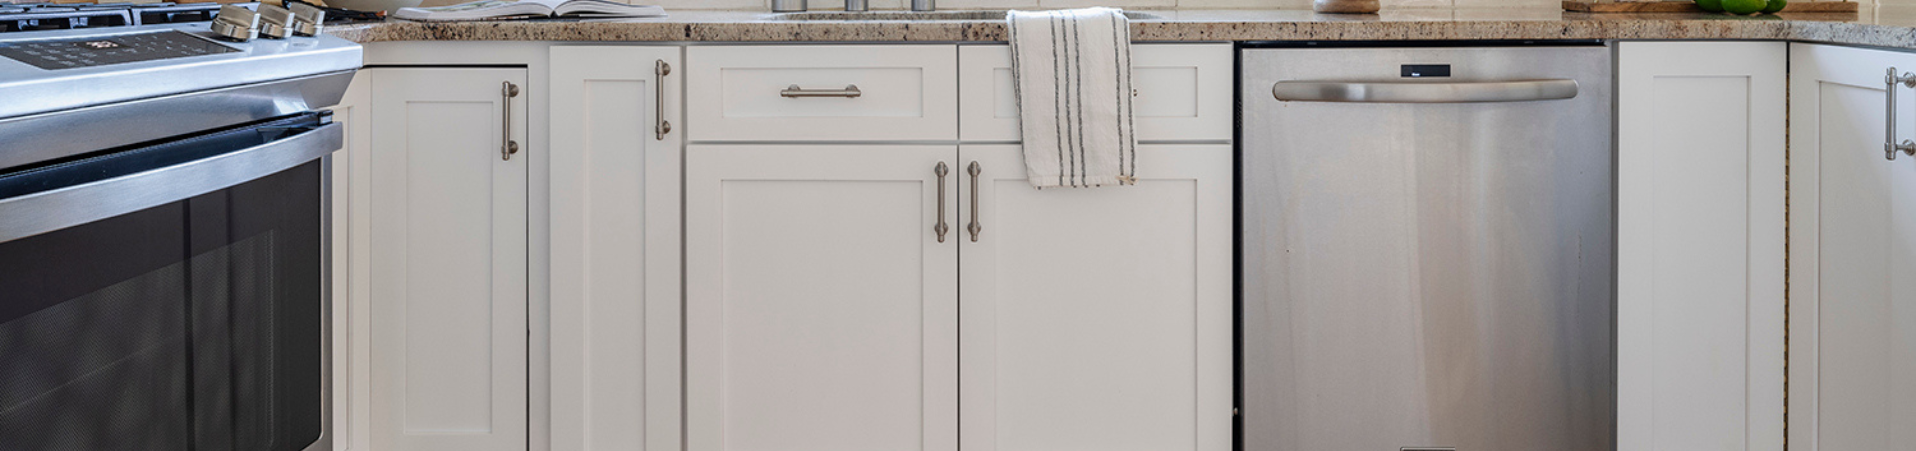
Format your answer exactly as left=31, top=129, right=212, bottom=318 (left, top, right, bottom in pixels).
left=0, top=6, right=358, bottom=450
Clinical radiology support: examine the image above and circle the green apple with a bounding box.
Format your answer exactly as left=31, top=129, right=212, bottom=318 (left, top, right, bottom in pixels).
left=1722, top=0, right=1766, bottom=14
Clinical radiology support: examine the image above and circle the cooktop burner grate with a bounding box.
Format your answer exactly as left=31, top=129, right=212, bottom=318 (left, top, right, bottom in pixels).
left=0, top=2, right=232, bottom=33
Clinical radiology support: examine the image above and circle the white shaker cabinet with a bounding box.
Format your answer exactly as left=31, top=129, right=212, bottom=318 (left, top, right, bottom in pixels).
left=366, top=67, right=531, bottom=451
left=1616, top=41, right=1786, bottom=451
left=957, top=144, right=1232, bottom=451
left=548, top=45, right=684, bottom=451
left=679, top=43, right=1233, bottom=451
left=684, top=144, right=960, bottom=451
left=1787, top=43, right=1916, bottom=451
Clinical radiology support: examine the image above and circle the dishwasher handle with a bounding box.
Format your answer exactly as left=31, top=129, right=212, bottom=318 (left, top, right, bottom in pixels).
left=1272, top=79, right=1578, bottom=103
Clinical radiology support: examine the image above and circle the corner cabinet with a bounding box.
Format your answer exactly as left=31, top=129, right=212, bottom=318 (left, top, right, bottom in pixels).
left=548, top=45, right=684, bottom=451
left=365, top=67, right=532, bottom=451
left=1787, top=43, right=1916, bottom=451
left=1616, top=41, right=1787, bottom=451
left=1620, top=40, right=1916, bottom=451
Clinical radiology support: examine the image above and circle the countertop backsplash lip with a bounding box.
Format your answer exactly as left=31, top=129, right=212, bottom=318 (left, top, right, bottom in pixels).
left=322, top=7, right=1916, bottom=51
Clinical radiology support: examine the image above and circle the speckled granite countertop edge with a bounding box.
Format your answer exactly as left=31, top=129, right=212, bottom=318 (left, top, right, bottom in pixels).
left=318, top=11, right=1916, bottom=51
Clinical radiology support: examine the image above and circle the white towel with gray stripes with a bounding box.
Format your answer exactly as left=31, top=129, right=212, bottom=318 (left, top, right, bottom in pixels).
left=1006, top=7, right=1136, bottom=188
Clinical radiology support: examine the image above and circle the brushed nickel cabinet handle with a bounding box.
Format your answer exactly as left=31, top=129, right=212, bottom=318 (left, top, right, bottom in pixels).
left=1888, top=67, right=1915, bottom=160
left=501, top=81, right=520, bottom=161
left=935, top=162, right=949, bottom=243
left=655, top=60, right=672, bottom=140
left=781, top=84, right=862, bottom=98
left=1273, top=79, right=1577, bottom=103
left=966, top=161, right=981, bottom=242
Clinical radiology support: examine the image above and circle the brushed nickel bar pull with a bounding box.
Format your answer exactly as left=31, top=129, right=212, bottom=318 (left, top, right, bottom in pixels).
left=781, top=84, right=862, bottom=98
left=501, top=81, right=520, bottom=161
left=935, top=162, right=949, bottom=243
left=656, top=60, right=672, bottom=140
left=1887, top=67, right=1915, bottom=160
left=1273, top=79, right=1577, bottom=103
left=966, top=161, right=981, bottom=242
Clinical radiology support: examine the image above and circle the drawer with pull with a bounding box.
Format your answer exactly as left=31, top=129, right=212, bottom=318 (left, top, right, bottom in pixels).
left=957, top=43, right=1233, bottom=142
left=686, top=45, right=959, bottom=142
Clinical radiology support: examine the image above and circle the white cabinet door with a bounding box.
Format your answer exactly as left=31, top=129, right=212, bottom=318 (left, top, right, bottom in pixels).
left=548, top=45, right=683, bottom=451
left=1788, top=43, right=1916, bottom=451
left=368, top=67, right=529, bottom=451
left=956, top=144, right=1232, bottom=451
left=1616, top=41, right=1786, bottom=451
left=685, top=145, right=958, bottom=451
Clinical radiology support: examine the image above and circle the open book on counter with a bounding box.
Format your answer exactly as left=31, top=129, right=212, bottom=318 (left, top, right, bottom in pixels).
left=393, top=0, right=665, bottom=21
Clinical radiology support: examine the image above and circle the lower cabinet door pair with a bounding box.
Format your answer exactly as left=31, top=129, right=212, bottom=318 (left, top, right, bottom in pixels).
left=685, top=144, right=1233, bottom=451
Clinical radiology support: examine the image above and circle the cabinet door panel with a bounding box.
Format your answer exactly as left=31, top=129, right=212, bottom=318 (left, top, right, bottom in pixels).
left=685, top=145, right=958, bottom=451
left=1788, top=43, right=1916, bottom=451
left=550, top=45, right=683, bottom=451
left=1616, top=41, right=1786, bottom=451
left=369, top=67, right=529, bottom=451
left=957, top=144, right=1231, bottom=451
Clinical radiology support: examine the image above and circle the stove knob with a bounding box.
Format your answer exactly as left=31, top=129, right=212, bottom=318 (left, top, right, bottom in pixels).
left=288, top=2, right=324, bottom=37
left=257, top=3, right=295, bottom=39
left=209, top=4, right=258, bottom=42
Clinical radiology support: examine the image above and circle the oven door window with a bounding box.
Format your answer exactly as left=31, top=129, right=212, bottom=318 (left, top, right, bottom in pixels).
left=0, top=117, right=327, bottom=450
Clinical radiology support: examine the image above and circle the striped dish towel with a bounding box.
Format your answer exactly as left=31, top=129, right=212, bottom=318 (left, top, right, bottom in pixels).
left=1006, top=7, right=1136, bottom=188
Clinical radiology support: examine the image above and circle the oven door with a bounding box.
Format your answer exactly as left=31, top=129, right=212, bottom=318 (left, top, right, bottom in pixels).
left=0, top=112, right=339, bottom=451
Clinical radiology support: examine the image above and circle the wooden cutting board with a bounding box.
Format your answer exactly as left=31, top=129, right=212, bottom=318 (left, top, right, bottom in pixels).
left=1563, top=0, right=1858, bottom=12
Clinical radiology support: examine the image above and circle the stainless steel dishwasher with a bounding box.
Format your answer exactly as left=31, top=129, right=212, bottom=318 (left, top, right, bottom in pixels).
left=1239, top=42, right=1614, bottom=451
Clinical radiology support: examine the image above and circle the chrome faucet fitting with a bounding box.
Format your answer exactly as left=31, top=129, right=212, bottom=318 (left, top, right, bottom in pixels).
left=771, top=0, right=806, bottom=12
left=910, top=0, right=933, bottom=11
left=845, top=0, right=867, bottom=11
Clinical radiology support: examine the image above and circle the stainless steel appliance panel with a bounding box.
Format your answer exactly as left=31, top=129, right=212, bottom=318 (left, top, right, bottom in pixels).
left=1239, top=44, right=1615, bottom=451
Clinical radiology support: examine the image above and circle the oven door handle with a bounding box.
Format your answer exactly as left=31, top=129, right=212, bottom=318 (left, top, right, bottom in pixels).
left=0, top=121, right=342, bottom=243
left=1272, top=79, right=1579, bottom=103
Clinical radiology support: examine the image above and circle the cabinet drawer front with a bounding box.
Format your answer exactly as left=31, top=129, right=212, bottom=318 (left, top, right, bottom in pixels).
left=687, top=45, right=958, bottom=142
left=959, top=43, right=1232, bottom=142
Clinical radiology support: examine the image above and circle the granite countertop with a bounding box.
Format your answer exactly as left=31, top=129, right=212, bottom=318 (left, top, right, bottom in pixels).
left=323, top=7, right=1916, bottom=50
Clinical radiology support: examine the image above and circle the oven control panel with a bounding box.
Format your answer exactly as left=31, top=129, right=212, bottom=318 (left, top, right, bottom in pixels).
left=0, top=30, right=235, bottom=70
